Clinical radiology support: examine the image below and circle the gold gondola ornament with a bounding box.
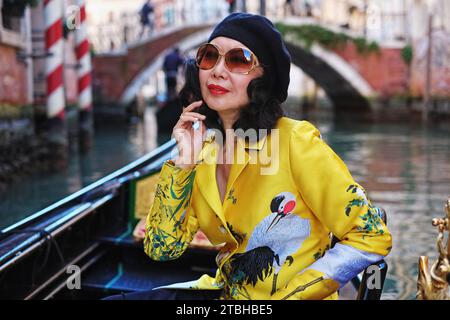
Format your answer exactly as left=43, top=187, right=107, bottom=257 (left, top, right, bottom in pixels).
left=417, top=198, right=450, bottom=300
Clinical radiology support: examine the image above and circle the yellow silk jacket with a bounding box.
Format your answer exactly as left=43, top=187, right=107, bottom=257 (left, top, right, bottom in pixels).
left=144, top=117, right=392, bottom=300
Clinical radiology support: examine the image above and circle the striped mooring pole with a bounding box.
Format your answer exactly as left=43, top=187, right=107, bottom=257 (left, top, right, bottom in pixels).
left=44, top=0, right=68, bottom=168
left=44, top=0, right=65, bottom=120
left=75, top=0, right=94, bottom=150
left=75, top=0, right=92, bottom=113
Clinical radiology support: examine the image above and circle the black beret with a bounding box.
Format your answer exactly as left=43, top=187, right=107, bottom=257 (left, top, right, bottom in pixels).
left=208, top=12, right=291, bottom=103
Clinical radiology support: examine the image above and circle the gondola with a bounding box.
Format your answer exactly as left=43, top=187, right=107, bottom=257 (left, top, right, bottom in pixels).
left=0, top=139, right=388, bottom=300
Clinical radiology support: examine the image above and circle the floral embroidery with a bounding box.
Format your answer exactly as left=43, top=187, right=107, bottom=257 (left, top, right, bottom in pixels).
left=226, top=188, right=237, bottom=204
left=344, top=184, right=386, bottom=239
left=145, top=166, right=196, bottom=261
left=344, top=184, right=368, bottom=216
left=147, top=227, right=187, bottom=260
left=345, top=184, right=374, bottom=216
left=168, top=169, right=196, bottom=222
left=357, top=207, right=385, bottom=239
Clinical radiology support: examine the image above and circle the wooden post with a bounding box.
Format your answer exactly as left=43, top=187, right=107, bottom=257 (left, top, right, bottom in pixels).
left=241, top=0, right=247, bottom=13
left=260, top=0, right=266, bottom=16
left=363, top=0, right=368, bottom=37
left=402, top=0, right=409, bottom=42
left=311, top=82, right=318, bottom=109
left=44, top=0, right=65, bottom=120
left=44, top=0, right=68, bottom=169
left=75, top=0, right=94, bottom=152
left=423, top=14, right=433, bottom=122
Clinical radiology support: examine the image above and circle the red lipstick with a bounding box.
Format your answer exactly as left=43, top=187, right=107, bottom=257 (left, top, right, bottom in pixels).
left=207, top=84, right=230, bottom=95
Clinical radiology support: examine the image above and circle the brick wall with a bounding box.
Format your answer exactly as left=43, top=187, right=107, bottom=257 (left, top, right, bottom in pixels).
left=0, top=44, right=28, bottom=105
left=334, top=43, right=410, bottom=97
left=92, top=26, right=210, bottom=104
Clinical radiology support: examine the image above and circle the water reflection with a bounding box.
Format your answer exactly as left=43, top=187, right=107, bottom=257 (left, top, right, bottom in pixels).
left=0, top=101, right=449, bottom=300
left=0, top=108, right=162, bottom=230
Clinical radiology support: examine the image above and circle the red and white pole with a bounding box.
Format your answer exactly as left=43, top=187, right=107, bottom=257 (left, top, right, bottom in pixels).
left=75, top=0, right=92, bottom=112
left=44, top=0, right=65, bottom=119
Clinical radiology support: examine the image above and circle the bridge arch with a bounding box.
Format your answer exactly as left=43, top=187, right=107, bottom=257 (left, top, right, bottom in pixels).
left=93, top=24, right=375, bottom=110
left=92, top=24, right=213, bottom=107
left=120, top=29, right=212, bottom=104
left=285, top=40, right=375, bottom=110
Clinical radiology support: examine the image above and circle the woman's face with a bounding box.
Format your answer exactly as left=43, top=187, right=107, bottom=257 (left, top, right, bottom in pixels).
left=199, top=37, right=264, bottom=115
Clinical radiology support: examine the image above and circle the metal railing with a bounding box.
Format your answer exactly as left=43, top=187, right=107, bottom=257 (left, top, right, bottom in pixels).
left=88, top=8, right=225, bottom=54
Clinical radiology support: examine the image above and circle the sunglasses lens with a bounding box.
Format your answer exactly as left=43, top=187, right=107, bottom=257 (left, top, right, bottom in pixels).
left=196, top=44, right=257, bottom=73
left=226, top=48, right=254, bottom=73
left=196, top=44, right=219, bottom=70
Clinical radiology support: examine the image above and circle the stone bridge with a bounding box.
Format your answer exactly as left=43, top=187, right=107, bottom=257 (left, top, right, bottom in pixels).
left=92, top=20, right=408, bottom=110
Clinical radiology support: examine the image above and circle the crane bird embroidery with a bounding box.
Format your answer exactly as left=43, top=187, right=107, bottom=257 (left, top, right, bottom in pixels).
left=229, top=192, right=311, bottom=295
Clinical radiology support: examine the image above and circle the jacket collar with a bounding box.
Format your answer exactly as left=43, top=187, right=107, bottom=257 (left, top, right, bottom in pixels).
left=202, top=128, right=268, bottom=150
left=195, top=129, right=268, bottom=222
left=236, top=132, right=268, bottom=151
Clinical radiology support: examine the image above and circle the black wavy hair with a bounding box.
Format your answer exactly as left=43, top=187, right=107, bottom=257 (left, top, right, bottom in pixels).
left=178, top=58, right=284, bottom=140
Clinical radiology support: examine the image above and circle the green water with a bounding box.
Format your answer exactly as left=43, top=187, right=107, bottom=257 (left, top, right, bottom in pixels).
left=1, top=103, right=449, bottom=299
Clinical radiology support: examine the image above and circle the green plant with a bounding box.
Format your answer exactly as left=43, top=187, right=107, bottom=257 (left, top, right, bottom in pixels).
left=401, top=44, right=413, bottom=65
left=275, top=23, right=380, bottom=55
left=0, top=104, right=34, bottom=120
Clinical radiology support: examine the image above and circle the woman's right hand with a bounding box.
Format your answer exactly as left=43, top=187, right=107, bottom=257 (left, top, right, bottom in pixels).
left=171, top=100, right=207, bottom=169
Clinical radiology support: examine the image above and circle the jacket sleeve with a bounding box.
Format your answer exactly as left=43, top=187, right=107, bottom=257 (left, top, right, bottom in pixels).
left=273, top=121, right=392, bottom=300
left=144, top=160, right=200, bottom=261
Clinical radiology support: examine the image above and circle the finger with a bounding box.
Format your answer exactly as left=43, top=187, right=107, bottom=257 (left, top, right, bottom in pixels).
left=180, top=115, right=200, bottom=123
left=182, top=112, right=206, bottom=120
left=172, top=127, right=188, bottom=140
left=183, top=100, right=203, bottom=112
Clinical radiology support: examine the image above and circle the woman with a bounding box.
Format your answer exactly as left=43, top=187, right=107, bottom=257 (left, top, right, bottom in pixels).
left=136, top=12, right=391, bottom=300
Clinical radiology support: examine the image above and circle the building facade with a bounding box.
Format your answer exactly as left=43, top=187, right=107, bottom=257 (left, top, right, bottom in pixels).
left=0, top=0, right=80, bottom=107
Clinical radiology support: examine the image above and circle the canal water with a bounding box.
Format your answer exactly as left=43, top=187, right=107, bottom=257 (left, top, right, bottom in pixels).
left=0, top=101, right=449, bottom=300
